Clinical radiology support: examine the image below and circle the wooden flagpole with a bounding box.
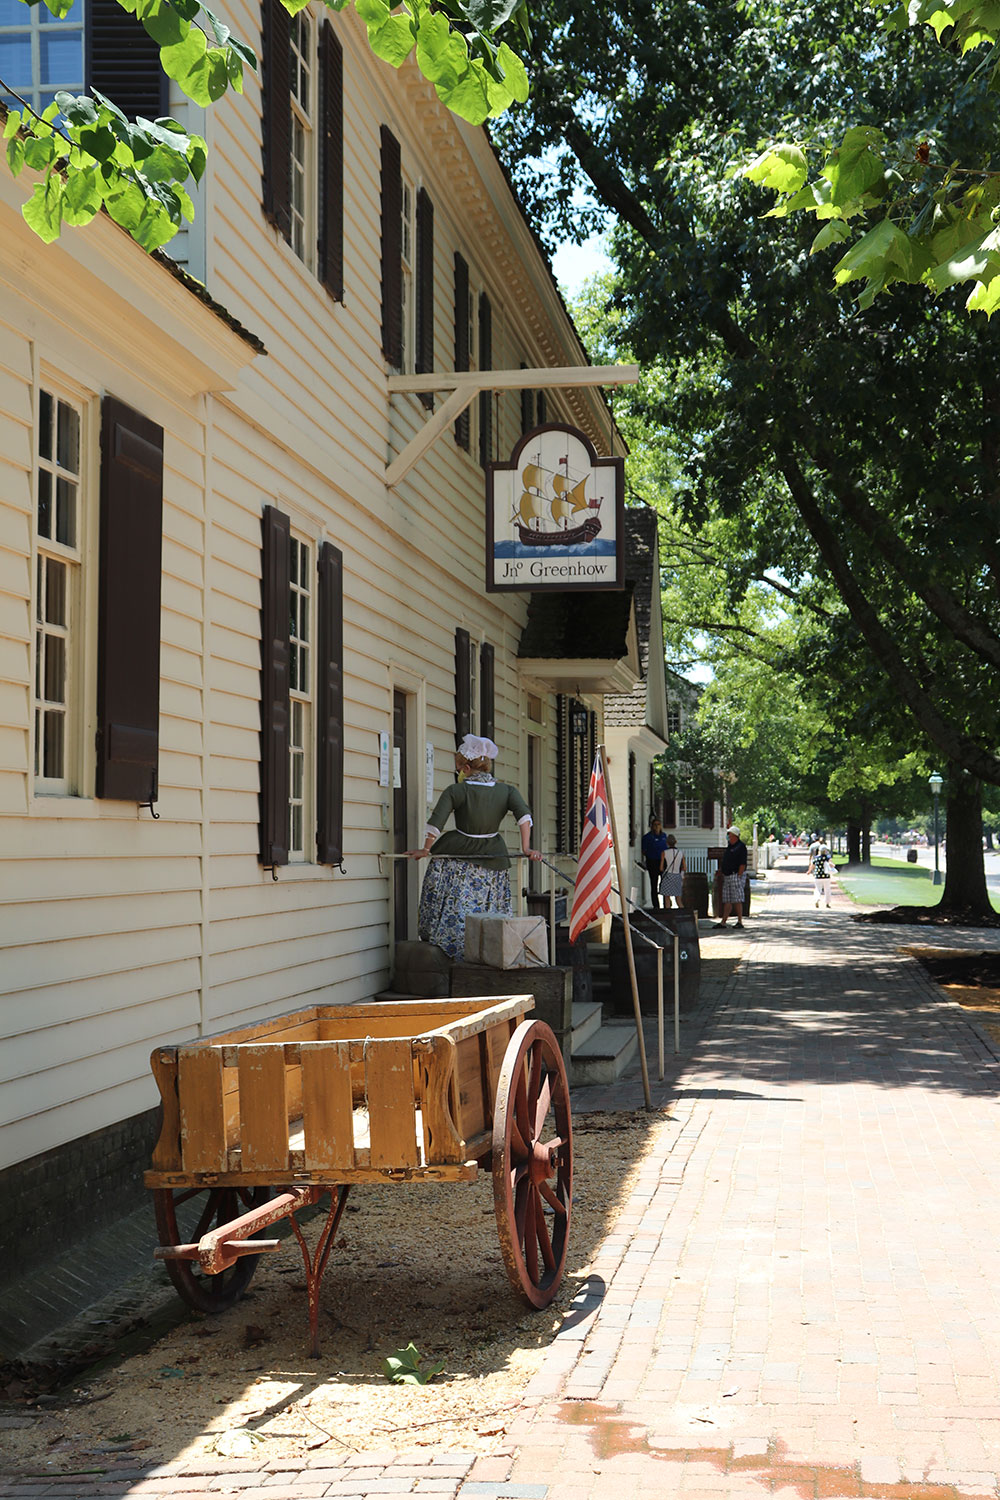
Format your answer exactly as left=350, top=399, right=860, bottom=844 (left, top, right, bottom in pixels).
left=598, top=743, right=652, bottom=1110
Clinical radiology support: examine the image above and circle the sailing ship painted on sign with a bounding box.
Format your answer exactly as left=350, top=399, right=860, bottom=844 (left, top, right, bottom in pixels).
left=487, top=423, right=624, bottom=592
left=514, top=451, right=603, bottom=547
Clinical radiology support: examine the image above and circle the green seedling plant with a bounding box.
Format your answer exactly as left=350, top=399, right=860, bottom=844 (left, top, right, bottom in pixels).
left=383, top=1341, right=445, bottom=1385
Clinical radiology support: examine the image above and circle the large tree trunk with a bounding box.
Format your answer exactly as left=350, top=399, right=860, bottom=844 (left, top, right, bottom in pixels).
left=940, top=770, right=992, bottom=916
left=861, top=802, right=872, bottom=865
left=846, top=819, right=861, bottom=865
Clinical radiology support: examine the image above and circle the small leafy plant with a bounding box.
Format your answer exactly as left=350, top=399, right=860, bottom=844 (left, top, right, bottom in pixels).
left=383, top=1341, right=445, bottom=1385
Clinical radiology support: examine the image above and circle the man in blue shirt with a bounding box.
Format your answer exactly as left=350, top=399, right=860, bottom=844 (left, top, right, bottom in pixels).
left=641, top=816, right=668, bottom=910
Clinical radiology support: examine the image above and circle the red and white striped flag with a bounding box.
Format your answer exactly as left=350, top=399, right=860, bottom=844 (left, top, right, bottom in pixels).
left=569, top=756, right=613, bottom=943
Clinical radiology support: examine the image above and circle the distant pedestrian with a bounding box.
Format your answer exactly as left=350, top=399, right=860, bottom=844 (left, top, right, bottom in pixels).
left=811, top=837, right=833, bottom=908
left=659, top=834, right=686, bottom=908
left=715, top=826, right=748, bottom=930
left=641, top=816, right=668, bottom=910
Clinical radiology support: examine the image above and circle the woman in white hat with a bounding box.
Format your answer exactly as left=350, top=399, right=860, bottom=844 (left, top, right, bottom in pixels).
left=409, top=734, right=541, bottom=958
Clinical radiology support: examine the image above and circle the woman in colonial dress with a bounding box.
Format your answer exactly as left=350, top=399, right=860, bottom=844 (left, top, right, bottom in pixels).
left=410, top=735, right=542, bottom=959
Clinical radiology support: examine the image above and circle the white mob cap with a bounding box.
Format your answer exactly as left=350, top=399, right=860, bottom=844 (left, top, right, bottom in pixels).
left=458, top=734, right=499, bottom=761
left=727, top=825, right=740, bottom=837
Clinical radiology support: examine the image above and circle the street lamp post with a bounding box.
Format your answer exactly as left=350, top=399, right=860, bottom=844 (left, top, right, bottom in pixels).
left=929, top=772, right=944, bottom=886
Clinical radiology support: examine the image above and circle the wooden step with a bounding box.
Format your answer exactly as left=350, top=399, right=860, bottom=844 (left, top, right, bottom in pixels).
left=569, top=1021, right=638, bottom=1086
left=571, top=1000, right=603, bottom=1052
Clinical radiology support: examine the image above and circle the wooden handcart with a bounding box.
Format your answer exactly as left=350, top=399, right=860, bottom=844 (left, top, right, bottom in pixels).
left=144, top=996, right=572, bottom=1354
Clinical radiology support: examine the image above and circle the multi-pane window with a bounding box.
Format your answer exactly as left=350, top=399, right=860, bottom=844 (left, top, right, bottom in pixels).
left=400, top=178, right=414, bottom=372
left=34, top=390, right=82, bottom=791
left=289, top=9, right=315, bottom=268
left=0, top=0, right=85, bottom=115
left=667, top=706, right=682, bottom=736
left=677, top=797, right=704, bottom=828
left=288, top=535, right=312, bottom=858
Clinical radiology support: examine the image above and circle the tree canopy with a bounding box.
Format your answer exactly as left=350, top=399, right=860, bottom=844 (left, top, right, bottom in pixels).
left=742, top=1, right=1000, bottom=312
left=493, top=0, right=1000, bottom=807
left=1, top=0, right=528, bottom=250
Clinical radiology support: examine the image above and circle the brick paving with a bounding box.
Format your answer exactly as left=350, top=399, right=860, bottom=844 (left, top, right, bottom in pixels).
left=7, top=856, right=1000, bottom=1498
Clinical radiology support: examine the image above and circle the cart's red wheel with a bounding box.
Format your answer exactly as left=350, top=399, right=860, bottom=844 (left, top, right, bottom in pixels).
left=492, top=1019, right=572, bottom=1308
left=153, top=1186, right=271, bottom=1313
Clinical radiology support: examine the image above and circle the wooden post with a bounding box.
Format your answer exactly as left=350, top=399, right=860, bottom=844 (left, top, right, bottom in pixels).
left=656, top=945, right=664, bottom=1081
left=673, top=931, right=680, bottom=1055
left=599, top=743, right=652, bottom=1110
left=549, top=863, right=557, bottom=967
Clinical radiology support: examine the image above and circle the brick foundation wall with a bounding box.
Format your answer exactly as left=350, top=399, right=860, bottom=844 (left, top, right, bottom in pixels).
left=0, top=1108, right=160, bottom=1289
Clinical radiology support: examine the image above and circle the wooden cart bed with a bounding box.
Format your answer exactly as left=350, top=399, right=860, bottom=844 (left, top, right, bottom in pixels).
left=145, top=995, right=535, bottom=1189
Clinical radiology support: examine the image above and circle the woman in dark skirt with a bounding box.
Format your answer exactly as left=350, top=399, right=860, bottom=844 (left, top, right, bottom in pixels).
left=409, top=735, right=542, bottom=959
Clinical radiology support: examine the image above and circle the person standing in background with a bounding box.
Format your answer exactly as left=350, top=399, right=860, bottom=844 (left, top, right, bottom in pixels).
left=641, top=816, right=668, bottom=910
left=659, top=834, right=686, bottom=908
left=811, top=836, right=834, bottom=908
left=715, top=826, right=748, bottom=930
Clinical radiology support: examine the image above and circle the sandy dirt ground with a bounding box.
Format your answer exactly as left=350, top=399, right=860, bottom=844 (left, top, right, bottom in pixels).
left=4, top=1108, right=675, bottom=1475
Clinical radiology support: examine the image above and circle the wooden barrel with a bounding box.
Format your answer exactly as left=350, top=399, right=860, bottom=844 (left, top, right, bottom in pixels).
left=681, top=871, right=709, bottom=918
left=608, top=911, right=700, bottom=1014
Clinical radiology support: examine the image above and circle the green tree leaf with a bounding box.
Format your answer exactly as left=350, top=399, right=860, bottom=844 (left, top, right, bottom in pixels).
left=22, top=174, right=65, bottom=241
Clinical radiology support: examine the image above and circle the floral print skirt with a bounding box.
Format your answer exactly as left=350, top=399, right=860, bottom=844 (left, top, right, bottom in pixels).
left=417, top=857, right=512, bottom=960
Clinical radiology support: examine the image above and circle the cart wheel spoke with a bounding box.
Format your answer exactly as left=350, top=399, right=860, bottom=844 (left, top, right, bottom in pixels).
left=492, top=1020, right=573, bottom=1310
left=533, top=1074, right=552, bottom=1137
left=538, top=1179, right=567, bottom=1216
left=523, top=1190, right=539, bottom=1284
left=527, top=1045, right=543, bottom=1118
left=153, top=1185, right=271, bottom=1315
left=536, top=1201, right=556, bottom=1272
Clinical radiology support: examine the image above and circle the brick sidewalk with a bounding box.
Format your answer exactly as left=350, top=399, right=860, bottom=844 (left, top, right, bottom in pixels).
left=7, top=859, right=1000, bottom=1499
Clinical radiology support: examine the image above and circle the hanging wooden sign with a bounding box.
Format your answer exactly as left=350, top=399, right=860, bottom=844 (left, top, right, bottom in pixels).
left=486, top=424, right=625, bottom=592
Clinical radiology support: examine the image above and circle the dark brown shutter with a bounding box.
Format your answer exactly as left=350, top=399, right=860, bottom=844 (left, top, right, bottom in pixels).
left=569, top=699, right=580, bottom=853
left=259, top=505, right=291, bottom=866
left=380, top=125, right=402, bottom=366
left=520, top=365, right=534, bottom=434
left=478, top=291, right=492, bottom=468
left=88, top=0, right=167, bottom=120
left=316, top=541, right=344, bottom=865
left=454, top=253, right=470, bottom=450
left=454, top=627, right=471, bottom=746
left=96, top=398, right=163, bottom=804
left=415, top=186, right=434, bottom=408
left=479, top=641, right=494, bottom=743
left=537, top=390, right=547, bottom=424
left=701, top=798, right=715, bottom=829
left=261, top=0, right=292, bottom=242
left=317, top=20, right=344, bottom=300
left=556, top=694, right=568, bottom=853
left=628, top=751, right=636, bottom=846
left=663, top=798, right=677, bottom=828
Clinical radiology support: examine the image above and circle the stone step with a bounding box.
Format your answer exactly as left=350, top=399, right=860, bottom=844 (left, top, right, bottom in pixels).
left=571, top=1000, right=604, bottom=1051
left=569, top=1021, right=638, bottom=1087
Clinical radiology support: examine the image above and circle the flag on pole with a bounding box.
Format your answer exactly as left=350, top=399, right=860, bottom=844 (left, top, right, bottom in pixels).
left=569, top=755, right=613, bottom=943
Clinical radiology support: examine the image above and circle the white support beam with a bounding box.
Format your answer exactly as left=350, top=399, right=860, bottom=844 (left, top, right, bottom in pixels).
left=384, top=363, right=639, bottom=487
left=387, top=363, right=638, bottom=396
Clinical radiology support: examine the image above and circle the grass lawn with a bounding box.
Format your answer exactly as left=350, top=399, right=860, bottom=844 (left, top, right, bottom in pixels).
left=833, top=855, right=942, bottom=909
left=834, top=855, right=1000, bottom=912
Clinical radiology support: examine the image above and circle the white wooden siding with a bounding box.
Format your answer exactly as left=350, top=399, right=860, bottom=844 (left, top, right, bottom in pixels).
left=0, top=0, right=618, bottom=1175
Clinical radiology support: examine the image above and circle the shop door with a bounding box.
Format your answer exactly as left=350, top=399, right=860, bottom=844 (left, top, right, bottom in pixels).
left=393, top=690, right=409, bottom=941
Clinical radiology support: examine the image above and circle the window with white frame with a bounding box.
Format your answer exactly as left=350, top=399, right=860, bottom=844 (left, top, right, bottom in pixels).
left=667, top=705, right=682, bottom=736
left=289, top=9, right=315, bottom=270
left=34, top=387, right=83, bottom=792
left=677, top=797, right=703, bottom=828
left=0, top=0, right=86, bottom=115
left=288, top=534, right=313, bottom=858
left=400, top=176, right=415, bottom=373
